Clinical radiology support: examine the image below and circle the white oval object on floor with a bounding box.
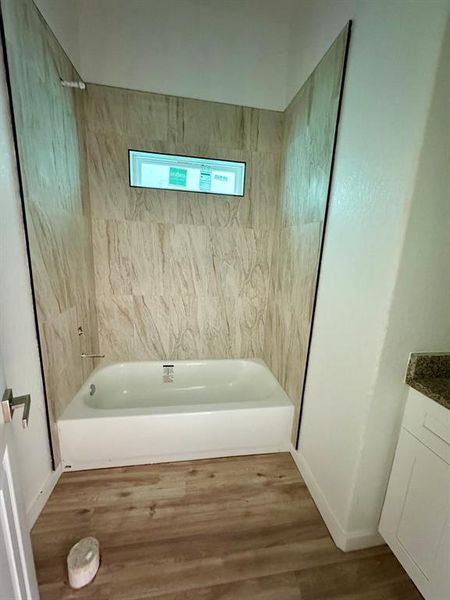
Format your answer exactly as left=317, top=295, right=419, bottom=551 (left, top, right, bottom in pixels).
left=67, top=536, right=100, bottom=589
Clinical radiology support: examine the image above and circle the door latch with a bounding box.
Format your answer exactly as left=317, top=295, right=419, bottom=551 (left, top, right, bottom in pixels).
left=1, top=388, right=31, bottom=429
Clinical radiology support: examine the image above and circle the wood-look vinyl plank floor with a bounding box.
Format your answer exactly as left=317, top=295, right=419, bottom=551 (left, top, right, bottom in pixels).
left=31, top=453, right=421, bottom=600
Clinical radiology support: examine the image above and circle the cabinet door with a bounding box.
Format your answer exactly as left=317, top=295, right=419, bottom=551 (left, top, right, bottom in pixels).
left=430, top=517, right=450, bottom=600
left=379, top=428, right=450, bottom=599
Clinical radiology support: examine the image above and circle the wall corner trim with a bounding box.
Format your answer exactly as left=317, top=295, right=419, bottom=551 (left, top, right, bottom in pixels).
left=289, top=446, right=384, bottom=552
left=26, top=462, right=63, bottom=530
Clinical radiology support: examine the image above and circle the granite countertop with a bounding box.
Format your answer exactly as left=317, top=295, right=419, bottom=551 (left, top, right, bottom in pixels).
left=406, top=353, right=450, bottom=410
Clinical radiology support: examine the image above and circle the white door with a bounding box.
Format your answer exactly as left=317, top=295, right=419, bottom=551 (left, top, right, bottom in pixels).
left=0, top=364, right=39, bottom=599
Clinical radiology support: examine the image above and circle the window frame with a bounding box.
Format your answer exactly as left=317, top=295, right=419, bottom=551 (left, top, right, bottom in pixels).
left=128, top=148, right=247, bottom=198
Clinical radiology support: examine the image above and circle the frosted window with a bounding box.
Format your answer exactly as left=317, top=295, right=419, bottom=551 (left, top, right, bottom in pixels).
left=129, top=150, right=245, bottom=196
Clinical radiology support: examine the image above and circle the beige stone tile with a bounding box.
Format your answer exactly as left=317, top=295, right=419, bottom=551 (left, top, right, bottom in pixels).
left=263, top=296, right=290, bottom=388
left=93, top=293, right=267, bottom=363
left=85, top=84, right=126, bottom=134
left=76, top=298, right=97, bottom=380
left=279, top=134, right=311, bottom=228
left=98, top=134, right=180, bottom=225
left=243, top=151, right=281, bottom=228
left=228, top=296, right=266, bottom=358
left=126, top=187, right=179, bottom=225
left=249, top=108, right=284, bottom=153
left=26, top=204, right=92, bottom=323
left=199, top=295, right=234, bottom=359
left=26, top=203, right=68, bottom=320
left=122, top=88, right=178, bottom=143
left=181, top=98, right=251, bottom=150
left=271, top=223, right=321, bottom=304
left=133, top=295, right=172, bottom=360
left=265, top=26, right=349, bottom=443
left=208, top=227, right=273, bottom=299
left=96, top=295, right=136, bottom=363
left=87, top=130, right=130, bottom=220
left=41, top=307, right=83, bottom=419
left=176, top=192, right=241, bottom=228
left=92, top=218, right=131, bottom=296
left=92, top=219, right=165, bottom=297
left=169, top=295, right=204, bottom=360
left=162, top=224, right=210, bottom=298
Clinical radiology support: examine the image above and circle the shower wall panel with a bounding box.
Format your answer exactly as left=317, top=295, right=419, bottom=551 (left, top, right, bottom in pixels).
left=264, top=26, right=350, bottom=442
left=85, top=86, right=282, bottom=362
left=1, top=0, right=98, bottom=461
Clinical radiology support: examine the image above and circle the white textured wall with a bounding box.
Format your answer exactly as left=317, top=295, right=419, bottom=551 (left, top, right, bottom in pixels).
left=350, top=13, right=450, bottom=535
left=293, top=0, right=450, bottom=549
left=0, top=55, right=55, bottom=526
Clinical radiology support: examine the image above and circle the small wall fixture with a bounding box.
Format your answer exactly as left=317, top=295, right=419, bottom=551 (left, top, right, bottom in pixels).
left=60, top=78, right=86, bottom=90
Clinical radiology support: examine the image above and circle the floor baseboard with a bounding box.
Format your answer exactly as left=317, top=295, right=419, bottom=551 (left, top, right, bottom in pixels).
left=289, top=446, right=384, bottom=552
left=27, top=462, right=63, bottom=530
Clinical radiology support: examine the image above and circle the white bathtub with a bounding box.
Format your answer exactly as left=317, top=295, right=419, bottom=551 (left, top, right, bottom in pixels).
left=58, top=359, right=294, bottom=471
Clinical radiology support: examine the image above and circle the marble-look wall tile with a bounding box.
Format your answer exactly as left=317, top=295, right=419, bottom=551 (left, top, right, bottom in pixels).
left=164, top=225, right=210, bottom=297
left=126, top=187, right=179, bottom=225
left=263, top=297, right=291, bottom=389
left=123, top=89, right=178, bottom=143
left=40, top=306, right=85, bottom=463
left=181, top=99, right=251, bottom=149
left=132, top=295, right=172, bottom=359
left=209, top=227, right=273, bottom=299
left=2, top=0, right=99, bottom=460
left=93, top=220, right=211, bottom=298
left=92, top=219, right=164, bottom=296
left=270, top=223, right=322, bottom=308
left=97, top=294, right=136, bottom=363
left=86, top=85, right=282, bottom=363
left=86, top=131, right=131, bottom=221
left=264, top=26, right=349, bottom=443
left=84, top=84, right=127, bottom=134
left=175, top=191, right=241, bottom=228
left=86, top=84, right=282, bottom=230
left=228, top=297, right=266, bottom=358
left=26, top=203, right=72, bottom=319
left=250, top=110, right=284, bottom=152
left=96, top=293, right=266, bottom=364
left=76, top=297, right=98, bottom=379
left=243, top=151, right=281, bottom=228
left=41, top=308, right=83, bottom=418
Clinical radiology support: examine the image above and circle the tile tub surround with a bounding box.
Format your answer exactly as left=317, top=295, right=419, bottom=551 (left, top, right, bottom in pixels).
left=406, top=352, right=450, bottom=409
left=264, top=26, right=350, bottom=441
left=2, top=0, right=349, bottom=463
left=1, top=0, right=99, bottom=462
left=85, top=84, right=283, bottom=362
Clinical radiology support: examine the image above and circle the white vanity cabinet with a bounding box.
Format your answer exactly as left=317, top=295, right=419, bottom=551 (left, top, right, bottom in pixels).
left=379, top=388, right=450, bottom=600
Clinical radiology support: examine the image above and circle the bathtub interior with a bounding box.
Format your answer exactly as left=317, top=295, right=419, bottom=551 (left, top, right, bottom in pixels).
left=66, top=359, right=292, bottom=412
